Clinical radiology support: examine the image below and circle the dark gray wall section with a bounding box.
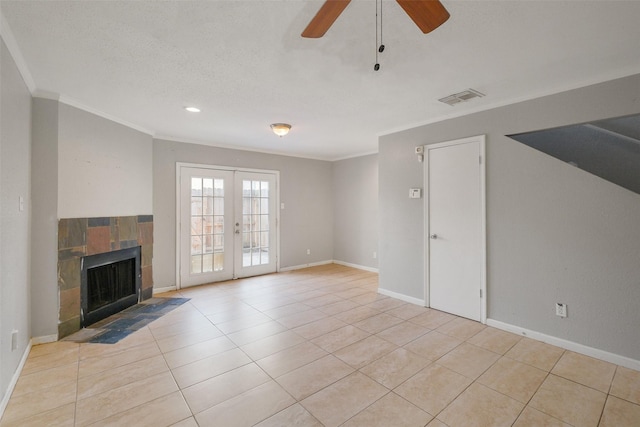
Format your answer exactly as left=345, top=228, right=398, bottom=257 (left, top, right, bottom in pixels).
left=379, top=73, right=640, bottom=360
left=153, top=139, right=334, bottom=288
left=333, top=154, right=378, bottom=269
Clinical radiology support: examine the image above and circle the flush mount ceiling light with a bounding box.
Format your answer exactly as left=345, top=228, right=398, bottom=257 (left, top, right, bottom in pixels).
left=184, top=106, right=201, bottom=113
left=270, top=123, right=291, bottom=137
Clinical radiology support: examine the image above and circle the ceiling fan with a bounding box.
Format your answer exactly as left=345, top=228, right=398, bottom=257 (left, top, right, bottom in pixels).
left=301, top=0, right=450, bottom=38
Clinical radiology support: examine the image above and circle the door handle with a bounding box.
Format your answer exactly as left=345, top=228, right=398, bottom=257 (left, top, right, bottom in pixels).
left=430, top=234, right=438, bottom=240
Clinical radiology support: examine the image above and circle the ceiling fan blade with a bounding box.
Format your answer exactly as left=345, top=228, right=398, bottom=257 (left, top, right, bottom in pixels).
left=396, top=0, right=450, bottom=34
left=301, top=0, right=351, bottom=38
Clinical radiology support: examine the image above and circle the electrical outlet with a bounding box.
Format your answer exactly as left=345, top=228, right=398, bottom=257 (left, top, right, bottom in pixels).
left=373, top=251, right=377, bottom=259
left=306, top=249, right=311, bottom=255
left=556, top=303, right=567, bottom=318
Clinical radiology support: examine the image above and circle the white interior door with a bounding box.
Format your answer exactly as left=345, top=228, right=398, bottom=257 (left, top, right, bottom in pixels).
left=426, top=136, right=486, bottom=322
left=179, top=166, right=278, bottom=288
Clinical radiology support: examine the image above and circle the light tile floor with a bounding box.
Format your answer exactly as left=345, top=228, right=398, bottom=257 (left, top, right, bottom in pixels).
left=2, top=264, right=639, bottom=426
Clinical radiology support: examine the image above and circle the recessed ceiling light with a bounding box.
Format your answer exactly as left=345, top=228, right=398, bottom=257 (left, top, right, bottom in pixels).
left=184, top=106, right=201, bottom=113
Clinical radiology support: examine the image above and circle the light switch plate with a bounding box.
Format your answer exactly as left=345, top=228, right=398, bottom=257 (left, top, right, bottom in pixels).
left=409, top=188, right=422, bottom=199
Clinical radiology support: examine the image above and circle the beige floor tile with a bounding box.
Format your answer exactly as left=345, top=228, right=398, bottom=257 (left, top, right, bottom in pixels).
left=254, top=403, right=323, bottom=427
left=12, top=362, right=78, bottom=397
left=437, top=383, right=524, bottom=427
left=78, top=341, right=161, bottom=378
left=311, top=325, right=371, bottom=353
left=404, top=331, right=462, bottom=361
left=171, top=347, right=252, bottom=389
left=78, top=353, right=168, bottom=399
left=436, top=317, right=486, bottom=340
left=301, top=372, right=388, bottom=427
left=1, top=382, right=76, bottom=425
left=75, top=371, right=178, bottom=426
left=0, top=402, right=75, bottom=427
left=226, top=320, right=288, bottom=346
left=301, top=294, right=345, bottom=308
left=181, top=362, right=271, bottom=414
left=256, top=341, right=327, bottom=378
left=333, top=335, right=397, bottom=369
left=353, top=312, right=404, bottom=334
left=409, top=309, right=457, bottom=329
left=360, top=348, right=431, bottom=389
left=365, top=297, right=407, bottom=312
left=292, top=316, right=347, bottom=340
left=195, top=380, right=296, bottom=427
left=155, top=325, right=223, bottom=353
left=78, top=327, right=156, bottom=360
left=263, top=302, right=313, bottom=319
left=27, top=341, right=79, bottom=359
left=276, top=308, right=328, bottom=329
left=384, top=303, right=429, bottom=320
left=529, top=374, right=607, bottom=427
left=437, top=342, right=500, bottom=379
left=90, top=391, right=192, bottom=427
left=240, top=330, right=306, bottom=360
left=342, top=392, right=433, bottom=427
left=426, top=419, right=448, bottom=427
left=551, top=351, right=616, bottom=392
left=169, top=417, right=198, bottom=427
left=20, top=346, right=79, bottom=376
left=467, top=327, right=522, bottom=355
left=599, top=395, right=640, bottom=427
left=504, top=338, right=564, bottom=371
left=334, top=306, right=381, bottom=324
left=210, top=312, right=274, bottom=334
left=610, top=366, right=640, bottom=405
left=317, top=299, right=361, bottom=316
left=394, top=363, right=472, bottom=415
left=477, top=357, right=547, bottom=403
left=376, top=321, right=429, bottom=346
left=513, top=406, right=571, bottom=426
left=162, top=335, right=237, bottom=369
left=147, top=316, right=216, bottom=340
left=276, top=354, right=354, bottom=400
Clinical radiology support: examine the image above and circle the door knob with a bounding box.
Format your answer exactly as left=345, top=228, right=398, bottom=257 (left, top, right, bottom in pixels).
left=430, top=234, right=438, bottom=240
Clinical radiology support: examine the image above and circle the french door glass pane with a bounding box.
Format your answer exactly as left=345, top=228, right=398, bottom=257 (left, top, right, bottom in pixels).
left=191, top=176, right=225, bottom=274
left=242, top=180, right=270, bottom=267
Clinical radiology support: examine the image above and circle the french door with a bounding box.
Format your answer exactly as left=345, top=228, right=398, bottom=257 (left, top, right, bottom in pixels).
left=178, top=166, right=278, bottom=288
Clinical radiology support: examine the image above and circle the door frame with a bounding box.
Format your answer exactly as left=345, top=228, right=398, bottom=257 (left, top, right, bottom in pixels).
left=175, top=162, right=281, bottom=289
left=422, top=135, right=487, bottom=323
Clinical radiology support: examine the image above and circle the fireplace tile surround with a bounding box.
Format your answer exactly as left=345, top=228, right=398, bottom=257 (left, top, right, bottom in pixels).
left=57, top=215, right=153, bottom=338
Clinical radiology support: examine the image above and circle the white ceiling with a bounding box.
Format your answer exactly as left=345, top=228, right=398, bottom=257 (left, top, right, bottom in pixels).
left=2, top=0, right=640, bottom=160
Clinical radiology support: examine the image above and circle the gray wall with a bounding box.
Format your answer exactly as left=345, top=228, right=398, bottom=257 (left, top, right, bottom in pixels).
left=153, top=139, right=334, bottom=288
left=379, top=73, right=640, bottom=360
left=31, top=98, right=59, bottom=338
left=333, top=154, right=378, bottom=270
left=1, top=39, right=32, bottom=405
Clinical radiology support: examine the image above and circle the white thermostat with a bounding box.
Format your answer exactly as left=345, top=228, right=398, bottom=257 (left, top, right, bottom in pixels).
left=409, top=188, right=422, bottom=199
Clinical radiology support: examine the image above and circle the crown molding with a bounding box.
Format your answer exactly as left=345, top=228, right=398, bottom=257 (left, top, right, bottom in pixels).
left=0, top=10, right=36, bottom=93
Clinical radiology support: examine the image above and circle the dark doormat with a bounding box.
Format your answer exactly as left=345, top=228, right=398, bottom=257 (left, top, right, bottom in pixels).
left=63, top=297, right=190, bottom=344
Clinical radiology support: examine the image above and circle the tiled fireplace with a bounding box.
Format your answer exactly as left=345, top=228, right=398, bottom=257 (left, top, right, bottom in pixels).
left=57, top=215, right=153, bottom=338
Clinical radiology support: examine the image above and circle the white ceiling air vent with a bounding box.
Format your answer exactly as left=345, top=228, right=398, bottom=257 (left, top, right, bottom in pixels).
left=439, top=89, right=485, bottom=106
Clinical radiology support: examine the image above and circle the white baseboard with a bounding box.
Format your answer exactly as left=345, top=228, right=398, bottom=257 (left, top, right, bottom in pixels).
left=279, top=260, right=333, bottom=272
left=31, top=334, right=58, bottom=345
left=0, top=340, right=32, bottom=419
left=333, top=260, right=379, bottom=273
left=487, top=318, right=640, bottom=371
left=378, top=288, right=425, bottom=306
left=153, top=286, right=177, bottom=295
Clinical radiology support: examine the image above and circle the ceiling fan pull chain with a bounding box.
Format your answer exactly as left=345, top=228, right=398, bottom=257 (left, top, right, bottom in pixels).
left=374, top=0, right=381, bottom=71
